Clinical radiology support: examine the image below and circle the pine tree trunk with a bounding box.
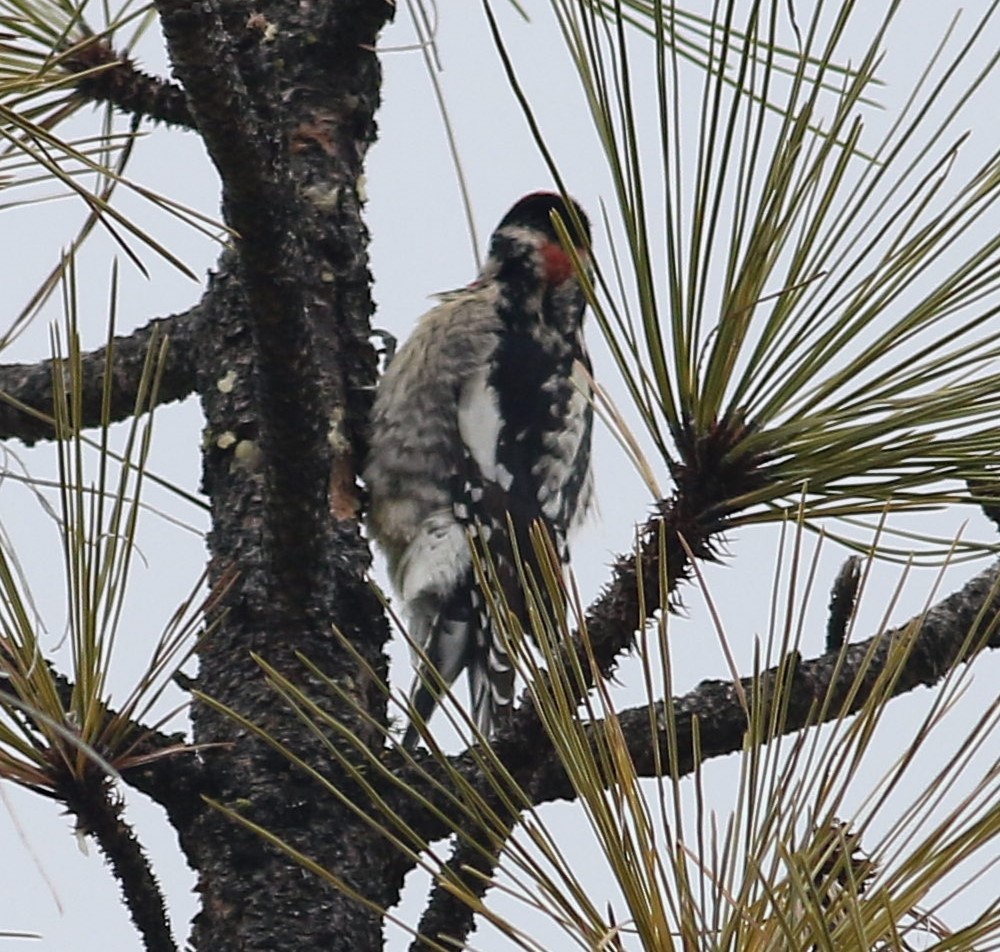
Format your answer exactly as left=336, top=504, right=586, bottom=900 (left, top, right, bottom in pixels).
left=150, top=2, right=398, bottom=947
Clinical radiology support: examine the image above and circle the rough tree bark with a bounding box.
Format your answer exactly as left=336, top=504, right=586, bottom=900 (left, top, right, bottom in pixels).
left=150, top=2, right=400, bottom=948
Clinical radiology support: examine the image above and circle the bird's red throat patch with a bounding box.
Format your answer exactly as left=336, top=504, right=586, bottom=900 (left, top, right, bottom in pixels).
left=540, top=241, right=582, bottom=285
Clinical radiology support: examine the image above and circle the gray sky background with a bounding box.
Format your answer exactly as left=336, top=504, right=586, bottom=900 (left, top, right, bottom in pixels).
left=2, top=3, right=1000, bottom=949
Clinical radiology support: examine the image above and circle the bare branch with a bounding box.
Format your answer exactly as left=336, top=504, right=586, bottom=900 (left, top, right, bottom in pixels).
left=391, top=562, right=1000, bottom=841
left=66, top=37, right=196, bottom=129
left=119, top=727, right=209, bottom=855
left=538, top=560, right=1000, bottom=800
left=826, top=556, right=862, bottom=652
left=60, top=770, right=179, bottom=952
left=0, top=307, right=200, bottom=445
left=967, top=474, right=1000, bottom=533
left=410, top=836, right=501, bottom=952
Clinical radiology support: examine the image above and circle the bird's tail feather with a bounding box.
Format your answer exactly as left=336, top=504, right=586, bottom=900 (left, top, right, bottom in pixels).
left=402, top=615, right=470, bottom=749
left=403, top=613, right=516, bottom=748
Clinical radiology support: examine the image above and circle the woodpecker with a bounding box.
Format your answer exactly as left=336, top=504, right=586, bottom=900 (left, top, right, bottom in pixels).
left=364, top=192, right=594, bottom=747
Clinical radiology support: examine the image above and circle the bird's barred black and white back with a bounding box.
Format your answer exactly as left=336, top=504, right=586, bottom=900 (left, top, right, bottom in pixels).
left=364, top=192, right=594, bottom=747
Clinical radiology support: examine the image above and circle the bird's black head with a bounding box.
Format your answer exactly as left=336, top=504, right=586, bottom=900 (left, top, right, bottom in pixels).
left=488, top=192, right=592, bottom=290
left=496, top=192, right=591, bottom=250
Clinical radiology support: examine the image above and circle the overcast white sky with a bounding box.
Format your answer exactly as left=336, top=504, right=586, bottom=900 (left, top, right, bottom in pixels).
left=2, top=3, right=1000, bottom=950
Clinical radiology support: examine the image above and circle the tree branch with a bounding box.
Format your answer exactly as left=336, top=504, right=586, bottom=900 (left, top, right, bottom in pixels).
left=0, top=668, right=200, bottom=948
left=534, top=560, right=1000, bottom=800
left=66, top=36, right=196, bottom=129
left=0, top=665, right=208, bottom=858
left=0, top=307, right=200, bottom=445
left=826, top=556, right=861, bottom=652
left=390, top=558, right=1000, bottom=944
left=61, top=770, right=179, bottom=952
left=488, top=413, right=774, bottom=768
left=409, top=836, right=501, bottom=952
left=118, top=727, right=210, bottom=858
left=967, top=474, right=1000, bottom=533
left=398, top=560, right=1000, bottom=827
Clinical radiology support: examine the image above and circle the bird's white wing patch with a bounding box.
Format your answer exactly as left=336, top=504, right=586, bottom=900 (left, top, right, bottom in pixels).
left=458, top=368, right=514, bottom=490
